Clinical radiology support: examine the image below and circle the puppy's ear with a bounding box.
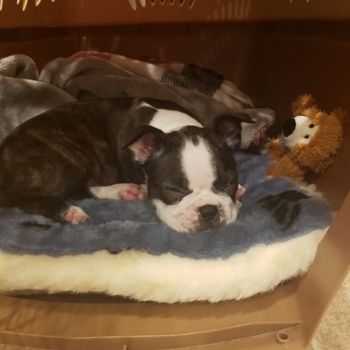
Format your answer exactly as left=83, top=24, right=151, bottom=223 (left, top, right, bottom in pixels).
left=212, top=112, right=253, bottom=149
left=122, top=126, right=166, bottom=164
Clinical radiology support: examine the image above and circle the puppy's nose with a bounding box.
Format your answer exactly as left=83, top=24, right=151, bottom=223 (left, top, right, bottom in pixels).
left=199, top=205, right=219, bottom=222
left=283, top=118, right=296, bottom=137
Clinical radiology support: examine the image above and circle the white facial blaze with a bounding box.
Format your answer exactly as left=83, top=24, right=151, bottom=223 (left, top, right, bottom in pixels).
left=181, top=137, right=216, bottom=191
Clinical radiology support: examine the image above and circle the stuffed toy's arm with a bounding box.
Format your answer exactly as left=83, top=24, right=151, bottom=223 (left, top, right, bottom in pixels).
left=266, top=138, right=288, bottom=160
left=267, top=155, right=305, bottom=183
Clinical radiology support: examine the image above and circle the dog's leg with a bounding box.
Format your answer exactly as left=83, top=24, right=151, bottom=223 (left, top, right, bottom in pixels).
left=5, top=195, right=87, bottom=224
left=1, top=156, right=91, bottom=223
left=89, top=183, right=147, bottom=201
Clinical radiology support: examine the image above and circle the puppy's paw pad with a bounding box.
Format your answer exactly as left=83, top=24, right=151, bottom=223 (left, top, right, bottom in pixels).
left=63, top=206, right=89, bottom=225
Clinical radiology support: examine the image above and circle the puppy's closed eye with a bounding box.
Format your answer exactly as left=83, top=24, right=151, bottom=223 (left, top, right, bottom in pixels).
left=162, top=185, right=191, bottom=203
left=214, top=178, right=237, bottom=195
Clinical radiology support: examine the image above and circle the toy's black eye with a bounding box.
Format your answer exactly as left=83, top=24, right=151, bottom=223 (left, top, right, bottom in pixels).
left=309, top=123, right=315, bottom=128
left=304, top=135, right=310, bottom=139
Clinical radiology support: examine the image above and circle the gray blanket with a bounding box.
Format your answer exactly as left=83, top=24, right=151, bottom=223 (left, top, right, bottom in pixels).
left=0, top=152, right=331, bottom=258
left=0, top=54, right=275, bottom=149
left=41, top=56, right=275, bottom=149
left=0, top=55, right=75, bottom=143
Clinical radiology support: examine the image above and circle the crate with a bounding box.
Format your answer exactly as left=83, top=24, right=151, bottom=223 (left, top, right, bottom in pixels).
left=0, top=1, right=349, bottom=349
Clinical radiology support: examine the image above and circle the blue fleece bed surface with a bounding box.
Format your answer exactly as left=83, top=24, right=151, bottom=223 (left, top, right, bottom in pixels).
left=0, top=152, right=331, bottom=258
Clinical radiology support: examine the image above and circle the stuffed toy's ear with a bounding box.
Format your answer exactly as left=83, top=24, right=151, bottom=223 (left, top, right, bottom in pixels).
left=212, top=112, right=254, bottom=149
left=292, top=94, right=317, bottom=115
left=122, top=126, right=166, bottom=164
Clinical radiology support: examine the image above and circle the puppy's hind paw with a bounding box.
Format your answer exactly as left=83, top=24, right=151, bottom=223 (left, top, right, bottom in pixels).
left=63, top=206, right=89, bottom=225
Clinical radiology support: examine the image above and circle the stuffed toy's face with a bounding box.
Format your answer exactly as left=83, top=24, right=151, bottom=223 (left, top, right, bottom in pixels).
left=282, top=115, right=320, bottom=148
left=270, top=94, right=344, bottom=175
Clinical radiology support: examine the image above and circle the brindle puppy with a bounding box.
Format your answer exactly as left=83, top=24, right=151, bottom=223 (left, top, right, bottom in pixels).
left=0, top=97, right=248, bottom=231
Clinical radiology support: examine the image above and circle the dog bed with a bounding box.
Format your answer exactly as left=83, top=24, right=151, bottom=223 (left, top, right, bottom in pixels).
left=0, top=152, right=331, bottom=303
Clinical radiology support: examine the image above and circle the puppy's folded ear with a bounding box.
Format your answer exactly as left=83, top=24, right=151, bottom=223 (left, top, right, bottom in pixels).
left=212, top=112, right=253, bottom=149
left=122, top=126, right=166, bottom=164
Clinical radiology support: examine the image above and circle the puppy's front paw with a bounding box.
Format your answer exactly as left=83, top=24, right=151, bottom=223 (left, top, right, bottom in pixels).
left=89, top=183, right=148, bottom=200
left=119, top=184, right=148, bottom=201
left=63, top=206, right=89, bottom=225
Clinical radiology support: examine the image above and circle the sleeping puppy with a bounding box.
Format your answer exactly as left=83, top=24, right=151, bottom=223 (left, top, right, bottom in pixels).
left=0, top=98, right=249, bottom=233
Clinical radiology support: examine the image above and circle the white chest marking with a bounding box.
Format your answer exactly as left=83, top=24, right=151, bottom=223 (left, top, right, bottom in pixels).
left=142, top=103, right=203, bottom=133
left=181, top=137, right=216, bottom=191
